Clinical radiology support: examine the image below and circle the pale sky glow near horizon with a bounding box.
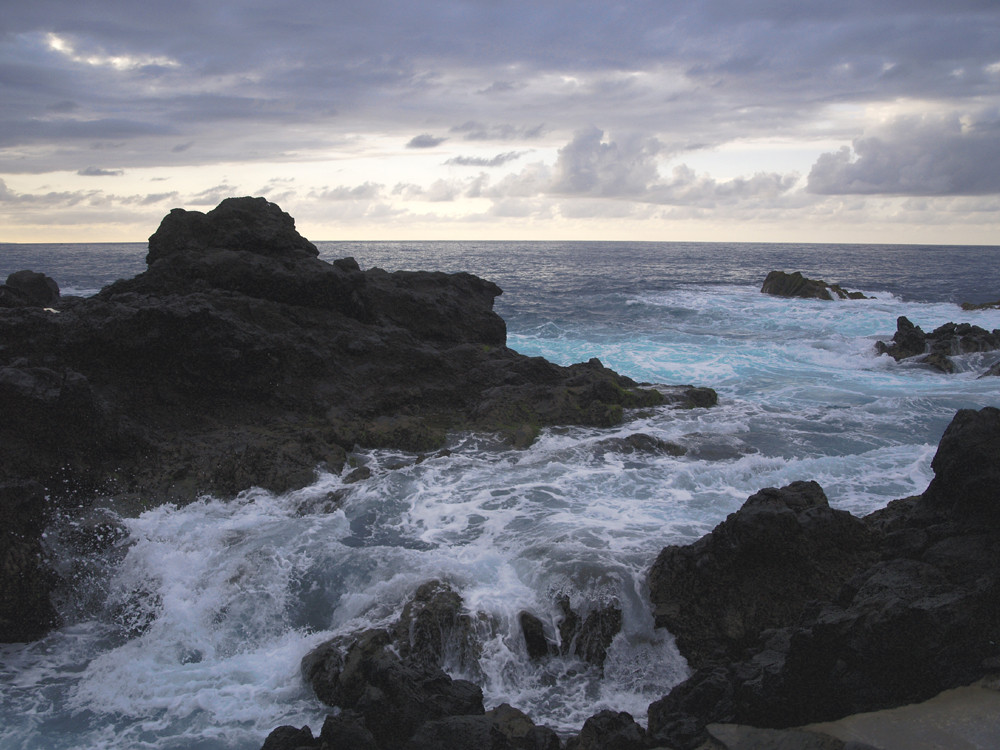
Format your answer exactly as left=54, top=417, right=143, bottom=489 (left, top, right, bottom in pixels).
left=2, top=2, right=1000, bottom=244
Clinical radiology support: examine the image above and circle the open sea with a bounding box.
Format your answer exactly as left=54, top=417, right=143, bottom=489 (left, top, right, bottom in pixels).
left=1, top=240, right=999, bottom=749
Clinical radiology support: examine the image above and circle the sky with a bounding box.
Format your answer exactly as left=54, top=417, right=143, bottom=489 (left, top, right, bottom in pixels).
left=1, top=1, right=999, bottom=244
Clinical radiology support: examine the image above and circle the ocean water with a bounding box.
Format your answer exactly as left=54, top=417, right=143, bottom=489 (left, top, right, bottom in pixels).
left=1, top=240, right=999, bottom=749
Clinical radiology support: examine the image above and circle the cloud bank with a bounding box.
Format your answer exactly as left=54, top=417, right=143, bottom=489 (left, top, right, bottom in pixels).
left=0, top=1, right=998, bottom=241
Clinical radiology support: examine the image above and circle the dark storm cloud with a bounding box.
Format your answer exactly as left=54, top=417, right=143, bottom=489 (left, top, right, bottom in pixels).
left=77, top=166, right=123, bottom=176
left=406, top=134, right=448, bottom=149
left=445, top=151, right=526, bottom=167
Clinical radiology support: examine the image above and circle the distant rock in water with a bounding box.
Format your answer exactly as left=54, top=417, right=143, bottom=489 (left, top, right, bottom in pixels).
left=875, top=315, right=1000, bottom=374
left=961, top=298, right=1000, bottom=311
left=760, top=270, right=868, bottom=300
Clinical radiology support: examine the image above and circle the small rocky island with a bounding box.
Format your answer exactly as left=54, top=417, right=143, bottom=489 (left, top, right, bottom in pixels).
left=760, top=270, right=868, bottom=300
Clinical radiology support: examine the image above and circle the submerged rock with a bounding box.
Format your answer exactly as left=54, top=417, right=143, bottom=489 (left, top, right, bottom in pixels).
left=760, top=270, right=868, bottom=300
left=644, top=407, right=1000, bottom=748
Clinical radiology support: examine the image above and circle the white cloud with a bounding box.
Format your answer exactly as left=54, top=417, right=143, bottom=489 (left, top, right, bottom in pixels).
left=807, top=112, right=1000, bottom=195
left=551, top=127, right=663, bottom=197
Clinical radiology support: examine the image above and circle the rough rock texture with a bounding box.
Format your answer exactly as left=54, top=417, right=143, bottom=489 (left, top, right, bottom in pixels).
left=644, top=407, right=1000, bottom=749
left=648, top=480, right=876, bottom=669
left=404, top=703, right=561, bottom=750
left=300, top=629, right=485, bottom=749
left=0, top=197, right=713, bottom=642
left=0, top=482, right=58, bottom=641
left=564, top=710, right=648, bottom=750
left=875, top=315, right=1000, bottom=374
left=1, top=270, right=61, bottom=308
left=392, top=580, right=479, bottom=671
left=760, top=271, right=868, bottom=300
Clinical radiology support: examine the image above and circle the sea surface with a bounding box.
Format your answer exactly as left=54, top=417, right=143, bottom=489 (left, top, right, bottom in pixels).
left=1, top=240, right=999, bottom=749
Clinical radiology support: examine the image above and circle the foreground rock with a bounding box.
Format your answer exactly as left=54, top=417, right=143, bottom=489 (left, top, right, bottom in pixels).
left=875, top=315, right=1000, bottom=374
left=760, top=271, right=868, bottom=300
left=290, top=582, right=562, bottom=750
left=0, top=197, right=716, bottom=641
left=644, top=407, right=1000, bottom=749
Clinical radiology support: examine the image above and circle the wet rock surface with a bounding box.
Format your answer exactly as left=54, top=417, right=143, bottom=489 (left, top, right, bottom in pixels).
left=760, top=270, right=868, bottom=300
left=644, top=407, right=1000, bottom=749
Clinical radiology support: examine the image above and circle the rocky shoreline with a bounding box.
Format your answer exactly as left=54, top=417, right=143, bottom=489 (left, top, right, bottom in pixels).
left=259, top=406, right=1000, bottom=750
left=0, top=197, right=712, bottom=642
left=2, top=205, right=998, bottom=750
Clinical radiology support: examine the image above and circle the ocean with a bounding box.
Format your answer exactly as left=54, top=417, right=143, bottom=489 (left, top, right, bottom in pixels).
left=1, top=240, right=999, bottom=749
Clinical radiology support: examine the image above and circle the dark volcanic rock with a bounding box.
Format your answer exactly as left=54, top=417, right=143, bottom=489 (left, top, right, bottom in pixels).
left=921, top=406, right=1000, bottom=519
left=1, top=198, right=712, bottom=642
left=565, top=710, right=648, bottom=750
left=648, top=480, right=876, bottom=669
left=961, top=298, right=1000, bottom=311
left=404, top=703, right=560, bottom=750
left=300, top=629, right=484, bottom=749
left=645, top=407, right=1000, bottom=749
left=875, top=315, right=1000, bottom=373
left=0, top=197, right=680, bottom=505
left=519, top=611, right=553, bottom=661
left=392, top=580, right=478, bottom=671
left=760, top=271, right=867, bottom=300
left=2, top=270, right=60, bottom=308
left=0, top=482, right=59, bottom=641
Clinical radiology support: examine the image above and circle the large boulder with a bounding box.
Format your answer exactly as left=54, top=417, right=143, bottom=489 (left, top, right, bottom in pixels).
left=0, top=482, right=59, bottom=641
left=647, top=480, right=876, bottom=669
left=146, top=196, right=319, bottom=264
left=1, top=270, right=60, bottom=308
left=300, top=629, right=484, bottom=749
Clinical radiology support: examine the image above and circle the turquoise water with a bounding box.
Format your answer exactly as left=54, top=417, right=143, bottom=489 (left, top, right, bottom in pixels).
left=1, top=241, right=998, bottom=748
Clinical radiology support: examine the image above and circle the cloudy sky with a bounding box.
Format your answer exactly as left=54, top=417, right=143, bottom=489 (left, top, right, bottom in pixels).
left=2, top=1, right=999, bottom=243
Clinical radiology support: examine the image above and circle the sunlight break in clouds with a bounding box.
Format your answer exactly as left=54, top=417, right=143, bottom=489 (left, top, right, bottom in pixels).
left=0, top=2, right=998, bottom=242
left=46, top=33, right=180, bottom=71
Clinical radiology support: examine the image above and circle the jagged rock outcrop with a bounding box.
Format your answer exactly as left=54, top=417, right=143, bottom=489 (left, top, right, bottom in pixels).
left=760, top=271, right=868, bottom=300
left=0, top=197, right=697, bottom=504
left=0, top=197, right=715, bottom=641
left=294, top=581, right=563, bottom=750
left=648, top=480, right=876, bottom=670
left=875, top=315, right=1000, bottom=374
left=961, top=298, right=1000, bottom=311
left=643, top=407, right=1000, bottom=749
